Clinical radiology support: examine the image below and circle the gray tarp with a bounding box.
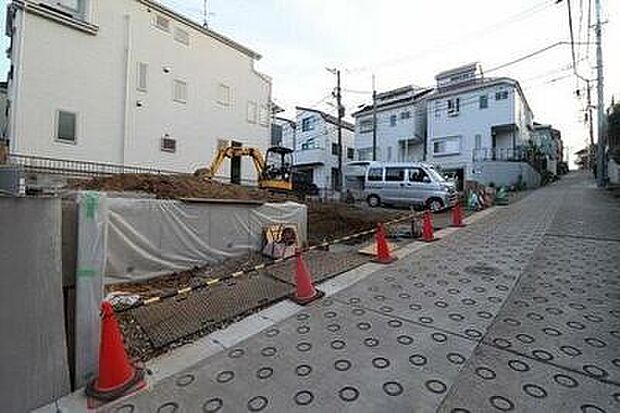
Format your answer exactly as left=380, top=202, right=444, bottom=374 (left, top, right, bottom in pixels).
left=104, top=198, right=307, bottom=283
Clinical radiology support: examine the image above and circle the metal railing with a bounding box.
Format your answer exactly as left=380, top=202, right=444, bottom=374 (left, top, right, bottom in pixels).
left=8, top=153, right=185, bottom=178
left=472, top=147, right=528, bottom=162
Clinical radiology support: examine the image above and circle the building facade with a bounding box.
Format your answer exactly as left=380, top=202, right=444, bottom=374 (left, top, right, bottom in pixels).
left=5, top=0, right=272, bottom=183
left=426, top=63, right=534, bottom=184
left=353, top=86, right=430, bottom=163
left=271, top=116, right=295, bottom=148
left=532, top=123, right=563, bottom=175
left=290, top=107, right=354, bottom=194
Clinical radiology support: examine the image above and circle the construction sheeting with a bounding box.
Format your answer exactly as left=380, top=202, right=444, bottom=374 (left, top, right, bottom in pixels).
left=104, top=198, right=307, bottom=283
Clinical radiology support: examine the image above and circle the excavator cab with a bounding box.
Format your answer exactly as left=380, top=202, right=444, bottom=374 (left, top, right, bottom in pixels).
left=260, top=146, right=293, bottom=191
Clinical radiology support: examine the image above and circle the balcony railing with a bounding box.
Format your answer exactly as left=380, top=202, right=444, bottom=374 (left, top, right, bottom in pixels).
left=472, top=147, right=528, bottom=162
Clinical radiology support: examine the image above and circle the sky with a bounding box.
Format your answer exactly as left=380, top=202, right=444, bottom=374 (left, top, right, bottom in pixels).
left=1, top=0, right=618, bottom=165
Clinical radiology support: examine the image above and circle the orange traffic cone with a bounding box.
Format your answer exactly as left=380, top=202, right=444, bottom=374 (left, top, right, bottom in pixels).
left=291, top=249, right=324, bottom=305
left=85, top=301, right=145, bottom=407
left=421, top=210, right=439, bottom=242
left=451, top=202, right=466, bottom=227
left=373, top=223, right=397, bottom=264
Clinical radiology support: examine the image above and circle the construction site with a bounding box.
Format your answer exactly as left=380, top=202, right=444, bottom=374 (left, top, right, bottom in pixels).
left=1, top=148, right=510, bottom=411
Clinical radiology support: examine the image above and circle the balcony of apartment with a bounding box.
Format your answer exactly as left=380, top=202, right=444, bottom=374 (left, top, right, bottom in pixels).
left=294, top=147, right=326, bottom=167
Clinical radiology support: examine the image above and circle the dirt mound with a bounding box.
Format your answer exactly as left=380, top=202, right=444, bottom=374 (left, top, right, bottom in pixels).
left=69, top=173, right=287, bottom=202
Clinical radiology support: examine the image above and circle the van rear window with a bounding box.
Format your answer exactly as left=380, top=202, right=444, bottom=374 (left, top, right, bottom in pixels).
left=385, top=167, right=405, bottom=182
left=368, top=168, right=383, bottom=181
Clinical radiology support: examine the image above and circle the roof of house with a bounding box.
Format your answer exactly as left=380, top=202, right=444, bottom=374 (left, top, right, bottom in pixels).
left=295, top=106, right=355, bottom=131
left=274, top=116, right=296, bottom=129
left=352, top=88, right=433, bottom=117
left=139, top=0, right=261, bottom=60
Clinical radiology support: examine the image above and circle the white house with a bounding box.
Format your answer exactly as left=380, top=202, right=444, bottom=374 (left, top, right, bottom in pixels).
left=290, top=106, right=354, bottom=195
left=5, top=0, right=272, bottom=184
left=353, top=86, right=431, bottom=163
left=271, top=116, right=296, bottom=148
left=426, top=63, right=535, bottom=186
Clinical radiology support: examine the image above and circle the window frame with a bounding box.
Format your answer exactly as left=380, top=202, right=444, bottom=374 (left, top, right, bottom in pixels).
left=347, top=147, right=355, bottom=160
left=174, top=27, right=190, bottom=46
left=137, top=62, right=148, bottom=92
left=400, top=111, right=411, bottom=120
left=160, top=135, right=177, bottom=153
left=390, top=114, right=397, bottom=127
left=359, top=119, right=373, bottom=133
left=173, top=79, right=188, bottom=104
left=432, top=136, right=461, bottom=157
left=495, top=90, right=509, bottom=101
left=385, top=167, right=406, bottom=182
left=154, top=14, right=171, bottom=33
left=331, top=142, right=339, bottom=156
left=217, top=83, right=231, bottom=106
left=479, top=95, right=488, bottom=109
left=447, top=97, right=460, bottom=117
left=55, top=109, right=78, bottom=144
left=367, top=167, right=384, bottom=182
left=301, top=117, right=314, bottom=132
left=246, top=101, right=257, bottom=123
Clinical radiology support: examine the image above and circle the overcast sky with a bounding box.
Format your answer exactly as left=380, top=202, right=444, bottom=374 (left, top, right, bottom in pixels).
left=1, top=0, right=617, bottom=165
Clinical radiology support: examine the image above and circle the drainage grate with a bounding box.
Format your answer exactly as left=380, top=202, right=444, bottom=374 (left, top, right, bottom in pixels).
left=131, top=273, right=293, bottom=349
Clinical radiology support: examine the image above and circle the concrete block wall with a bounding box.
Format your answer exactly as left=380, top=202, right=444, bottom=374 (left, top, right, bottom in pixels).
left=472, top=161, right=541, bottom=188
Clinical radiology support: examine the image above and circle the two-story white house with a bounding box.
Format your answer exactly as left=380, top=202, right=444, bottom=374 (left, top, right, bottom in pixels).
left=426, top=63, right=535, bottom=187
left=5, top=0, right=272, bottom=184
left=289, top=106, right=354, bottom=195
left=353, top=86, right=431, bottom=163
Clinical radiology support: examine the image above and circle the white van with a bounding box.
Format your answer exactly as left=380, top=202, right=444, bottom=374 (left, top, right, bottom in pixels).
left=363, top=162, right=457, bottom=210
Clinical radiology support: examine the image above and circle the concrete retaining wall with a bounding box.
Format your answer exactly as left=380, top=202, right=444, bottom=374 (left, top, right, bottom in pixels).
left=472, top=161, right=541, bottom=188
left=0, top=196, right=70, bottom=412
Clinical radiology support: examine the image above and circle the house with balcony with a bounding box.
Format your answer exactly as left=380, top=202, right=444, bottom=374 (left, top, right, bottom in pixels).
left=4, top=0, right=272, bottom=184
left=352, top=86, right=431, bottom=163
left=291, top=106, right=354, bottom=195
left=426, top=63, right=538, bottom=187
left=532, top=123, right=563, bottom=175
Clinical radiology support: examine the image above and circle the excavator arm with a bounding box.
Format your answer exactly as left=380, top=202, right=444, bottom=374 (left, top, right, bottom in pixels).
left=196, top=146, right=266, bottom=179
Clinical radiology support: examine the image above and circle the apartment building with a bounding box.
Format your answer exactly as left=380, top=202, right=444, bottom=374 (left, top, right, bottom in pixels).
left=5, top=0, right=272, bottom=183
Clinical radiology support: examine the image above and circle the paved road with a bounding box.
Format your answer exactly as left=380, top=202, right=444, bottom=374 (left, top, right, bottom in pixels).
left=107, top=172, right=620, bottom=413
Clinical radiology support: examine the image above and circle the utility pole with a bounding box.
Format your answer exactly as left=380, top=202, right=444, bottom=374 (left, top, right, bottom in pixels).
left=587, top=80, right=595, bottom=169
left=327, top=68, right=344, bottom=192
left=372, top=74, right=377, bottom=161
left=595, top=0, right=606, bottom=187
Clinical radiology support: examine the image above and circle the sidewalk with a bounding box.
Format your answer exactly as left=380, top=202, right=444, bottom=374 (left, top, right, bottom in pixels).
left=89, top=172, right=620, bottom=412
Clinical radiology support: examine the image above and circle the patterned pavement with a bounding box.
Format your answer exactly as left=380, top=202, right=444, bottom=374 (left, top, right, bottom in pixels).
left=106, top=173, right=620, bottom=413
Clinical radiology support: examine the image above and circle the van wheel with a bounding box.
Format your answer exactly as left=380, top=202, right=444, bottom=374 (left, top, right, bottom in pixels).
left=367, top=195, right=381, bottom=208
left=426, top=198, right=444, bottom=212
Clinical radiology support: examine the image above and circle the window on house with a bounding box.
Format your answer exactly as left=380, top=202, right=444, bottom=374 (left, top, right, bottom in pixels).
left=479, top=95, right=488, bottom=109
left=331, top=143, right=339, bottom=156
left=400, top=111, right=411, bottom=120
left=174, top=27, right=190, bottom=46
left=259, top=104, right=269, bottom=126
left=359, top=119, right=373, bottom=133
left=435, top=101, right=441, bottom=117
left=387, top=146, right=393, bottom=161
left=301, top=117, right=314, bottom=132
left=347, top=148, right=355, bottom=160
left=390, top=114, right=397, bottom=127
left=247, top=101, right=257, bottom=123
left=447, top=98, right=460, bottom=116
left=271, top=124, right=283, bottom=146
left=495, top=90, right=509, bottom=100
left=385, top=167, right=405, bottom=182
left=137, top=62, right=148, bottom=92
left=217, top=84, right=231, bottom=106
left=161, top=135, right=176, bottom=153
left=155, top=15, right=171, bottom=32
left=173, top=80, right=188, bottom=103
left=56, top=110, right=77, bottom=143
left=301, top=138, right=318, bottom=150
left=432, top=136, right=461, bottom=156
left=475, top=134, right=482, bottom=149
left=52, top=0, right=87, bottom=19
left=367, top=167, right=383, bottom=181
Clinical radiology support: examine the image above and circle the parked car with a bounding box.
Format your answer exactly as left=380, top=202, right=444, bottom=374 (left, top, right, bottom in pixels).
left=363, top=162, right=457, bottom=210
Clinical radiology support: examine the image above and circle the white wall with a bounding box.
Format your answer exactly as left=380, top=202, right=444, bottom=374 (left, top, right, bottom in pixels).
left=426, top=81, right=533, bottom=180
left=294, top=108, right=354, bottom=190
left=355, top=102, right=426, bottom=162
left=8, top=0, right=271, bottom=183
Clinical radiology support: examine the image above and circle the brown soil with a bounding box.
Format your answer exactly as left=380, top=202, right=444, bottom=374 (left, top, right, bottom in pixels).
left=69, top=173, right=288, bottom=202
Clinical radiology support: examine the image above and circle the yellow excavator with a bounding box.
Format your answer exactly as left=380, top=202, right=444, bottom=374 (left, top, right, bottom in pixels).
left=195, top=145, right=294, bottom=191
